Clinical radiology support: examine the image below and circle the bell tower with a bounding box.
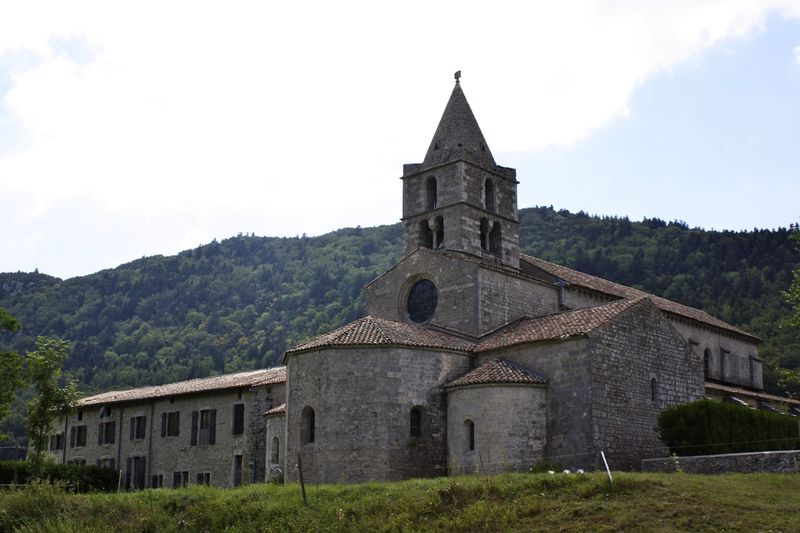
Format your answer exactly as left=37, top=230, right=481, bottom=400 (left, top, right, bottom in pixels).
left=401, top=74, right=520, bottom=268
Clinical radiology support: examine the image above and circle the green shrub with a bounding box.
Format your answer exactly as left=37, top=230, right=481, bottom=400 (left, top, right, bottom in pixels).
left=0, top=460, right=118, bottom=492
left=657, top=399, right=800, bottom=456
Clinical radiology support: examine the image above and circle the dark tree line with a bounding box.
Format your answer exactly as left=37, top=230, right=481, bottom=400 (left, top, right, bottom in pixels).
left=0, top=207, right=797, bottom=444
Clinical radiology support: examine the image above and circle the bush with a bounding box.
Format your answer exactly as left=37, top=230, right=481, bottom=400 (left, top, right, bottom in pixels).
left=0, top=460, right=118, bottom=492
left=657, top=399, right=800, bottom=456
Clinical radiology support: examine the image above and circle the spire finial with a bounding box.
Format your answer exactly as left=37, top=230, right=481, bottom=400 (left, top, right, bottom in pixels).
left=454, top=70, right=461, bottom=83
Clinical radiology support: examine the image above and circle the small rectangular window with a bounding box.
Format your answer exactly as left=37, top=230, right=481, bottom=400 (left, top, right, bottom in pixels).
left=71, top=425, right=87, bottom=448
left=50, top=433, right=64, bottom=451
left=162, top=411, right=180, bottom=437
left=99, top=421, right=116, bottom=445
left=195, top=409, right=216, bottom=445
left=130, top=415, right=146, bottom=440
left=196, top=472, right=210, bottom=486
left=232, top=404, right=245, bottom=435
left=99, top=405, right=112, bottom=418
left=233, top=455, right=243, bottom=487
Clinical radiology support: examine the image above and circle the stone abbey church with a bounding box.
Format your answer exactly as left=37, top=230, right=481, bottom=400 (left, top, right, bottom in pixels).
left=48, top=78, right=792, bottom=488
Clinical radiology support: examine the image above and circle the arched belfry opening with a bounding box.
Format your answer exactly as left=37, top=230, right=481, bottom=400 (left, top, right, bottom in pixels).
left=433, top=216, right=444, bottom=249
left=419, top=220, right=433, bottom=249
left=425, top=177, right=438, bottom=210
left=479, top=218, right=490, bottom=251
left=489, top=222, right=502, bottom=255
left=484, top=179, right=495, bottom=212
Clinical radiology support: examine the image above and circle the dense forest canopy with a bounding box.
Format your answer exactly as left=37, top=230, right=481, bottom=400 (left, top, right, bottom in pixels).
left=1, top=206, right=798, bottom=444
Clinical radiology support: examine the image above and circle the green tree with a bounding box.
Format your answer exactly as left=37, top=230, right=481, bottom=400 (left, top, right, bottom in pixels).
left=26, top=337, right=78, bottom=469
left=787, top=231, right=800, bottom=329
left=780, top=230, right=800, bottom=397
left=0, top=308, right=23, bottom=440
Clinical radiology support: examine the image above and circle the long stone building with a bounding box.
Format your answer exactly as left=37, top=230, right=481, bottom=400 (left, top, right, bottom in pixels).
left=46, top=76, right=798, bottom=488
left=47, top=368, right=285, bottom=488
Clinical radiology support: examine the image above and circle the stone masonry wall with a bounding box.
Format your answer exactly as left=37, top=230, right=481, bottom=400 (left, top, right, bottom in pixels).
left=364, top=249, right=481, bottom=335
left=589, top=300, right=705, bottom=470
left=478, top=267, right=558, bottom=334
left=477, top=338, right=594, bottom=469
left=264, top=413, right=285, bottom=481
left=669, top=320, right=761, bottom=389
left=562, top=286, right=762, bottom=391
left=642, top=450, right=800, bottom=474
left=447, top=384, right=546, bottom=474
left=364, top=249, right=559, bottom=337
left=250, top=383, right=284, bottom=482
left=284, top=346, right=471, bottom=484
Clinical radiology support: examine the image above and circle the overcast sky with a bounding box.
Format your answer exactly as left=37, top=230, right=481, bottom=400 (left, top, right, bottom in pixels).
left=1, top=1, right=799, bottom=279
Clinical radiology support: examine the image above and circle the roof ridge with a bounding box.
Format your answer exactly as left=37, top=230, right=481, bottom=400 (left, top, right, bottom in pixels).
left=518, top=254, right=758, bottom=342
left=79, top=366, right=286, bottom=406
left=444, top=357, right=548, bottom=389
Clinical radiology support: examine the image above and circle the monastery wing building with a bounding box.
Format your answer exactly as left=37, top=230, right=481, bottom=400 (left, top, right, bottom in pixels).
left=46, top=77, right=797, bottom=488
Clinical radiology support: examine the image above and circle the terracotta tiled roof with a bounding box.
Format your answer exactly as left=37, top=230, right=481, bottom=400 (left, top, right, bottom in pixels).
left=519, top=254, right=758, bottom=342
left=285, top=315, right=476, bottom=357
left=445, top=358, right=547, bottom=389
left=477, top=298, right=645, bottom=353
left=79, top=366, right=286, bottom=406
left=265, top=403, right=287, bottom=416
left=705, top=382, right=800, bottom=407
left=286, top=299, right=652, bottom=357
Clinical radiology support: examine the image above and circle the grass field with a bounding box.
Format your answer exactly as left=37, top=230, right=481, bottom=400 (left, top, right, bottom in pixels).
left=2, top=471, right=799, bottom=532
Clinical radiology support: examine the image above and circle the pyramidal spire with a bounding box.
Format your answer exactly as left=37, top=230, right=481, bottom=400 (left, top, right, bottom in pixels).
left=422, top=73, right=496, bottom=168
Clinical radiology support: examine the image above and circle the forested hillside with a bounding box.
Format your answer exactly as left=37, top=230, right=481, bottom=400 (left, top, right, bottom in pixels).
left=1, top=206, right=798, bottom=443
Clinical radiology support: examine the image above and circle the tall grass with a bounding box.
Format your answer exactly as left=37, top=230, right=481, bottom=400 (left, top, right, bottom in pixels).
left=2, top=472, right=800, bottom=532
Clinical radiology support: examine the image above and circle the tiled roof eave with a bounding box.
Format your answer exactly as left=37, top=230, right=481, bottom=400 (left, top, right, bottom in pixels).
left=264, top=403, right=287, bottom=416
left=78, top=383, right=251, bottom=406
left=443, top=380, right=548, bottom=391
left=78, top=368, right=286, bottom=406
left=519, top=254, right=758, bottom=342
left=705, top=382, right=800, bottom=406
left=662, top=310, right=761, bottom=344
left=476, top=332, right=589, bottom=354
left=285, top=342, right=474, bottom=358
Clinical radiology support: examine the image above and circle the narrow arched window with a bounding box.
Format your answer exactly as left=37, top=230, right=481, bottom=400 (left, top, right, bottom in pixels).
left=410, top=406, right=423, bottom=438
left=465, top=419, right=475, bottom=451
left=301, top=406, right=315, bottom=444
left=479, top=218, right=490, bottom=251
left=433, top=216, right=444, bottom=249
left=703, top=348, right=711, bottom=380
left=489, top=222, right=502, bottom=255
left=651, top=378, right=658, bottom=403
left=484, top=180, right=495, bottom=212
left=425, top=177, right=438, bottom=210
left=419, top=220, right=433, bottom=249
left=271, top=436, right=280, bottom=464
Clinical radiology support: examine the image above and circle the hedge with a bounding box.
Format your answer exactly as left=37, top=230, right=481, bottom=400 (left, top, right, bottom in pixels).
left=657, top=399, right=800, bottom=456
left=0, top=461, right=118, bottom=492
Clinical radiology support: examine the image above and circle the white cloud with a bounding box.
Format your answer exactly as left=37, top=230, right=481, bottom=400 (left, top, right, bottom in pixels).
left=794, top=45, right=800, bottom=63
left=1, top=0, right=800, bottom=277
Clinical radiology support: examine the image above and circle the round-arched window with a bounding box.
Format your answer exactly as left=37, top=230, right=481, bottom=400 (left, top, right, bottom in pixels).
left=407, top=279, right=438, bottom=323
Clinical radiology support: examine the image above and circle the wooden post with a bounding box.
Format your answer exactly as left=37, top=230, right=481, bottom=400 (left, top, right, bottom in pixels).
left=297, top=453, right=307, bottom=506
left=600, top=450, right=613, bottom=485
